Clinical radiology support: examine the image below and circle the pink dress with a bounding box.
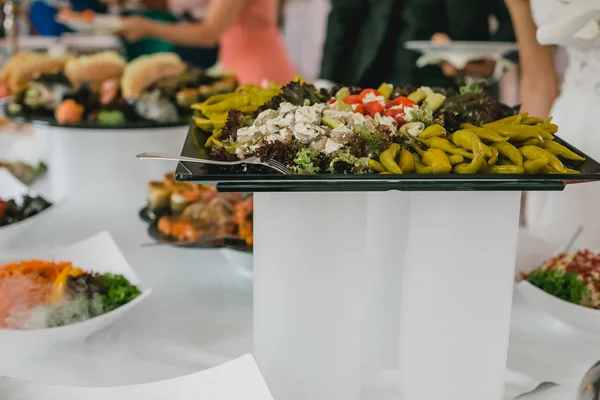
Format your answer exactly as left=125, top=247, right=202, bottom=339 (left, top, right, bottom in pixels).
left=219, top=0, right=296, bottom=85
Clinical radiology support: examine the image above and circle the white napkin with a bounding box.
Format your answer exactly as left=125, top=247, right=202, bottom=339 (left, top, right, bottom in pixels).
left=0, top=355, right=273, bottom=400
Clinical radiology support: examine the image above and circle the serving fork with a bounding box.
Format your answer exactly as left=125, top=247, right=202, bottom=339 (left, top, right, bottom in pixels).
left=135, top=152, right=292, bottom=175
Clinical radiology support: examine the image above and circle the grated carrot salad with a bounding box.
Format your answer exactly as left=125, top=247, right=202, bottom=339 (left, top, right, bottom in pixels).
left=0, top=260, right=72, bottom=328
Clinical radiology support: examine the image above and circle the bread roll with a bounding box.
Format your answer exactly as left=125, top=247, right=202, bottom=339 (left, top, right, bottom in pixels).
left=121, top=53, right=187, bottom=99
left=0, top=52, right=35, bottom=82
left=0, top=52, right=71, bottom=93
left=64, top=51, right=125, bottom=88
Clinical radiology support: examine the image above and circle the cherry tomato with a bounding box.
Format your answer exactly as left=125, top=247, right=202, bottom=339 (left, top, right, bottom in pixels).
left=328, top=98, right=336, bottom=104
left=364, top=101, right=385, bottom=117
left=354, top=103, right=365, bottom=114
left=343, top=94, right=362, bottom=105
left=359, top=89, right=382, bottom=101
left=383, top=107, right=407, bottom=124
left=391, top=96, right=416, bottom=108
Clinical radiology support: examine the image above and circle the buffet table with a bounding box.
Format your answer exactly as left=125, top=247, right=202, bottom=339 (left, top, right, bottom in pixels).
left=2, top=124, right=599, bottom=399
left=0, top=180, right=597, bottom=399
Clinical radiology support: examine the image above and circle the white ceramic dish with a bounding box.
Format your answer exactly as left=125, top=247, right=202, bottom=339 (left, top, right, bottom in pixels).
left=0, top=355, right=273, bottom=400
left=514, top=237, right=600, bottom=333
left=58, top=15, right=121, bottom=34
left=0, top=231, right=152, bottom=356
left=405, top=41, right=518, bottom=69
left=0, top=168, right=54, bottom=248
left=515, top=280, right=600, bottom=333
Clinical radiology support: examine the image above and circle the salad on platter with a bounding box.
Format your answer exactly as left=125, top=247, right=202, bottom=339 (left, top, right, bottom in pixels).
left=522, top=250, right=600, bottom=308
left=3, top=51, right=237, bottom=126
left=192, top=79, right=584, bottom=176
left=143, top=173, right=253, bottom=250
left=0, top=194, right=52, bottom=228
left=0, top=260, right=141, bottom=329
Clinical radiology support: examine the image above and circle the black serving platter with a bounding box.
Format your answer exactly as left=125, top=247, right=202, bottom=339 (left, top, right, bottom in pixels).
left=173, top=125, right=600, bottom=192
left=5, top=111, right=191, bottom=130
left=138, top=206, right=168, bottom=224
left=147, top=218, right=252, bottom=252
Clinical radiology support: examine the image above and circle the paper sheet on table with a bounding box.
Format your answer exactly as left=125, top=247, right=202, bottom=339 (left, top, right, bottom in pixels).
left=0, top=355, right=273, bottom=400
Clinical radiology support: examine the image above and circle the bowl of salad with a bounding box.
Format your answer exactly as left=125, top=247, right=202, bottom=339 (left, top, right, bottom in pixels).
left=0, top=168, right=54, bottom=247
left=516, top=248, right=600, bottom=332
left=0, top=231, right=152, bottom=355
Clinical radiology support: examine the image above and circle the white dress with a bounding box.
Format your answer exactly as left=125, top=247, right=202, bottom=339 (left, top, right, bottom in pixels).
left=281, top=0, right=330, bottom=82
left=526, top=0, right=600, bottom=249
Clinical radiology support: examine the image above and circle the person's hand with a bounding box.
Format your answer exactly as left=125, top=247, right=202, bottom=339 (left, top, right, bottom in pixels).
left=118, top=16, right=154, bottom=42
left=432, top=33, right=497, bottom=79
left=441, top=59, right=497, bottom=79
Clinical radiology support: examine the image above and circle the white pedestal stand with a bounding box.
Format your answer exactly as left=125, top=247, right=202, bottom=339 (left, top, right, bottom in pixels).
left=35, top=125, right=188, bottom=200
left=363, top=192, right=410, bottom=382
left=253, top=190, right=521, bottom=400
left=398, top=191, right=521, bottom=400
left=254, top=192, right=368, bottom=400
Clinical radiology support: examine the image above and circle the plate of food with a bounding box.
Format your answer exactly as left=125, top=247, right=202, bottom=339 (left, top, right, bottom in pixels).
left=0, top=51, right=71, bottom=101
left=142, top=173, right=253, bottom=251
left=3, top=51, right=237, bottom=128
left=0, top=168, right=54, bottom=247
left=516, top=248, right=600, bottom=332
left=169, top=80, right=600, bottom=192
left=0, top=231, right=151, bottom=356
left=56, top=9, right=121, bottom=34
left=405, top=41, right=518, bottom=69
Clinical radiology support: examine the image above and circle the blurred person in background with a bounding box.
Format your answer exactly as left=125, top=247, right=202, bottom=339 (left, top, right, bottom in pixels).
left=506, top=0, right=600, bottom=248
left=280, top=0, right=330, bottom=82
left=29, top=0, right=107, bottom=36
left=118, top=0, right=296, bottom=85
left=102, top=0, right=218, bottom=68
left=317, top=0, right=515, bottom=89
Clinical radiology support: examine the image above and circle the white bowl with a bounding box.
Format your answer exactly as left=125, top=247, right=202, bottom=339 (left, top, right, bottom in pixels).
left=405, top=41, right=517, bottom=69
left=515, top=281, right=600, bottom=333
left=514, top=230, right=600, bottom=333
left=0, top=355, right=272, bottom=400
left=0, top=231, right=152, bottom=356
left=0, top=169, right=55, bottom=248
